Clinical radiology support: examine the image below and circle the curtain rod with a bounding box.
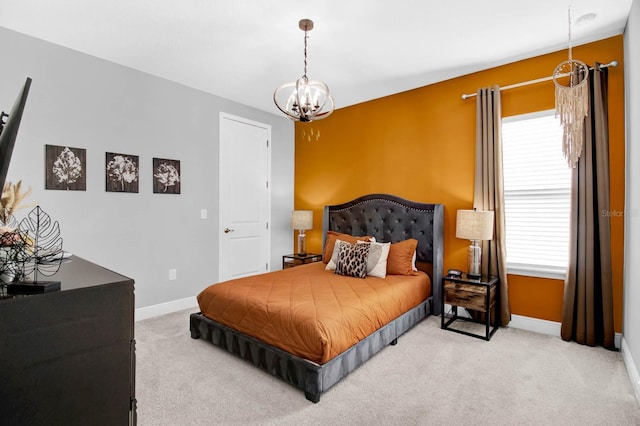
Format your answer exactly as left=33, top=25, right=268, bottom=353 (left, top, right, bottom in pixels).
left=460, top=60, right=618, bottom=100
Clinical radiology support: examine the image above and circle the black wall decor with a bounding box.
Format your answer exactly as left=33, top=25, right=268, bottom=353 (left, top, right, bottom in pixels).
left=45, top=144, right=86, bottom=191
left=152, top=158, right=180, bottom=194
left=105, top=152, right=139, bottom=193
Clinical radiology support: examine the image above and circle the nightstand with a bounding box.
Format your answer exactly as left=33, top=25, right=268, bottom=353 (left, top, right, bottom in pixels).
left=441, top=273, right=499, bottom=341
left=282, top=253, right=322, bottom=269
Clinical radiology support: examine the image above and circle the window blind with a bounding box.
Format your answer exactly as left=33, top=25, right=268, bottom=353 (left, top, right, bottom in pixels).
left=502, top=112, right=571, bottom=279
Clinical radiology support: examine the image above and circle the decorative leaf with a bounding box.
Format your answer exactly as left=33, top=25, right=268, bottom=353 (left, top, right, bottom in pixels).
left=18, top=205, right=63, bottom=278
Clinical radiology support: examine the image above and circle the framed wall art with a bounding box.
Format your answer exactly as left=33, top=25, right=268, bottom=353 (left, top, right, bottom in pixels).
left=105, top=152, right=139, bottom=193
left=152, top=158, right=180, bottom=194
left=45, top=144, right=86, bottom=191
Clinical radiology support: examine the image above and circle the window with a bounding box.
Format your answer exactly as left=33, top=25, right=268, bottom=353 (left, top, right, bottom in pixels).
left=502, top=111, right=571, bottom=279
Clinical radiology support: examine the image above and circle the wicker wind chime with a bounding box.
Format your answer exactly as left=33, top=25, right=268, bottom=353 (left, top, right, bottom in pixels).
left=553, top=6, right=589, bottom=168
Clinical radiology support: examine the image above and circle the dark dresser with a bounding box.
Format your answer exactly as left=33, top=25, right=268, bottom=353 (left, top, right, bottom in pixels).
left=0, top=255, right=136, bottom=425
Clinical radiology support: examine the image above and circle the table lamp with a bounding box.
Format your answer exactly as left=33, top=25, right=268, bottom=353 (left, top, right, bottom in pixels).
left=456, top=209, right=494, bottom=279
left=291, top=210, right=313, bottom=255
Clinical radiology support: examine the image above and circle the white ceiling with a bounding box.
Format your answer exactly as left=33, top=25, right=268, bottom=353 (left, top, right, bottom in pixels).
left=0, top=1, right=633, bottom=115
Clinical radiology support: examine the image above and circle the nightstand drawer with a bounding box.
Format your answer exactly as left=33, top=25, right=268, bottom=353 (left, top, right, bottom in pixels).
left=441, top=274, right=499, bottom=340
left=282, top=253, right=322, bottom=269
left=444, top=282, right=495, bottom=312
left=283, top=258, right=315, bottom=268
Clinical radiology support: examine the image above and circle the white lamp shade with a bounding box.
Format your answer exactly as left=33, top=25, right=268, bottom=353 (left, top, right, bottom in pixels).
left=291, top=210, right=313, bottom=230
left=456, top=209, right=494, bottom=241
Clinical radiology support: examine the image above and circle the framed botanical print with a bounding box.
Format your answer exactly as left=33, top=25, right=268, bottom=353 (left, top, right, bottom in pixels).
left=45, top=144, right=86, bottom=191
left=152, top=158, right=180, bottom=194
left=105, top=152, right=139, bottom=193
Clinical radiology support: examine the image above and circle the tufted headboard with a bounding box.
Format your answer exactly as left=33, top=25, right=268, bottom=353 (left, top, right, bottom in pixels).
left=322, top=193, right=444, bottom=315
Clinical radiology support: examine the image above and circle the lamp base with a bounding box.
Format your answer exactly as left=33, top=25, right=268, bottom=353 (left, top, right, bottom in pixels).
left=467, top=240, right=482, bottom=279
left=297, top=231, right=307, bottom=256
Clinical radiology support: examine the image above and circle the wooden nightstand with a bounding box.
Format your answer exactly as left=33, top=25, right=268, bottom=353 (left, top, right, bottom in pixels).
left=441, top=273, right=499, bottom=341
left=282, top=253, right=322, bottom=269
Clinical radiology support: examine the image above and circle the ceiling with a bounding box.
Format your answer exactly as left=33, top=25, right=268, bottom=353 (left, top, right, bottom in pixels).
left=0, top=0, right=633, bottom=116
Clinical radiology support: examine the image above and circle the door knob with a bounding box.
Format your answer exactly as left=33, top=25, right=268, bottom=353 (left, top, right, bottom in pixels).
left=223, top=228, right=235, bottom=233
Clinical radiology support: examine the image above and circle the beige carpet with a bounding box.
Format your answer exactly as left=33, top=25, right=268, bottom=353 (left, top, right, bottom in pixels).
left=135, top=309, right=640, bottom=425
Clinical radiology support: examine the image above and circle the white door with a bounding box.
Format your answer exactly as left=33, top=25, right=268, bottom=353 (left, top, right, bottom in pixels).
left=219, top=113, right=271, bottom=282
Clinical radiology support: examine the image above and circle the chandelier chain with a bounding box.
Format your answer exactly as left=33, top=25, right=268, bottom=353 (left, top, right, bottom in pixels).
left=303, top=30, right=309, bottom=79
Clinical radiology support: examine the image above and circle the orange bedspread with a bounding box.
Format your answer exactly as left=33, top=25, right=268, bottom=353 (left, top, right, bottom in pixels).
left=197, top=262, right=430, bottom=364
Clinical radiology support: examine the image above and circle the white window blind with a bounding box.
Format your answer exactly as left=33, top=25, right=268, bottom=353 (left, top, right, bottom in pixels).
left=502, top=111, right=571, bottom=279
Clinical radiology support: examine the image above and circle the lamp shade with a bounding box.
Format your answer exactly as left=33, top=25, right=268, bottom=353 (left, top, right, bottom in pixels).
left=456, top=209, right=494, bottom=241
left=291, top=210, right=313, bottom=230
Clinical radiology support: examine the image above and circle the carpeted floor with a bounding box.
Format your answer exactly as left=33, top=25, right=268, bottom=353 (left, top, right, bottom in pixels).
left=135, top=309, right=640, bottom=425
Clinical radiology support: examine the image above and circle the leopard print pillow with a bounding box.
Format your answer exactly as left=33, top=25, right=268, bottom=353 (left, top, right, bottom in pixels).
left=335, top=241, right=371, bottom=278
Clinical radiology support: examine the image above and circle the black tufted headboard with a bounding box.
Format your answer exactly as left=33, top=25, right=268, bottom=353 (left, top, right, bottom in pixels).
left=322, top=193, right=444, bottom=315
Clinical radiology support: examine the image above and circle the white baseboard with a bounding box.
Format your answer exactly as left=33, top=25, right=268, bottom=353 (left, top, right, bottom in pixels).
left=621, top=337, right=640, bottom=407
left=508, top=314, right=562, bottom=336
left=135, top=296, right=198, bottom=322
left=508, top=314, right=622, bottom=349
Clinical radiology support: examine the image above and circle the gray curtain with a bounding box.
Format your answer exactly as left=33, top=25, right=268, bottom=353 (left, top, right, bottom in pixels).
left=474, top=85, right=511, bottom=326
left=561, top=65, right=615, bottom=349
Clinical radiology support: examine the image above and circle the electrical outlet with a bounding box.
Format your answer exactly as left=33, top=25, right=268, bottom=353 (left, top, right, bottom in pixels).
left=169, top=269, right=177, bottom=280
left=200, top=209, right=207, bottom=219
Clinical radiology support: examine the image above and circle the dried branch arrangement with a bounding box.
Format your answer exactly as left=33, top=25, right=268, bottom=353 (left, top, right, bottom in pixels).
left=0, top=180, right=32, bottom=225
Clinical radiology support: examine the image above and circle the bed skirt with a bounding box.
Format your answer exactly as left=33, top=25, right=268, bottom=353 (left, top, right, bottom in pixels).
left=189, top=297, right=431, bottom=403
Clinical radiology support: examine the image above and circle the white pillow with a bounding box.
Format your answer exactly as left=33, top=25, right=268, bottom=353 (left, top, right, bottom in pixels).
left=357, top=240, right=391, bottom=278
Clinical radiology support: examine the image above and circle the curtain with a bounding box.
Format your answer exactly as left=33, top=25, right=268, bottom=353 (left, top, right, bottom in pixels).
left=474, top=85, right=511, bottom=326
left=561, top=65, right=615, bottom=349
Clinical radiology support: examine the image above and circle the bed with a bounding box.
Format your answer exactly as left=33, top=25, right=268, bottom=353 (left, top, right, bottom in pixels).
left=190, top=193, right=444, bottom=402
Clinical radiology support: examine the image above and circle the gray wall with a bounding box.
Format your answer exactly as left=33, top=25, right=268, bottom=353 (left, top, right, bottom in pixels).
left=624, top=0, right=640, bottom=387
left=0, top=26, right=294, bottom=310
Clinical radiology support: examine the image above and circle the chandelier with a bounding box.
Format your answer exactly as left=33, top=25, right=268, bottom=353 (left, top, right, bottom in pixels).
left=273, top=19, right=334, bottom=122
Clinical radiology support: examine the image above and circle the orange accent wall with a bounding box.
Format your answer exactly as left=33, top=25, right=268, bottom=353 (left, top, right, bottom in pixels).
left=294, top=36, right=625, bottom=332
